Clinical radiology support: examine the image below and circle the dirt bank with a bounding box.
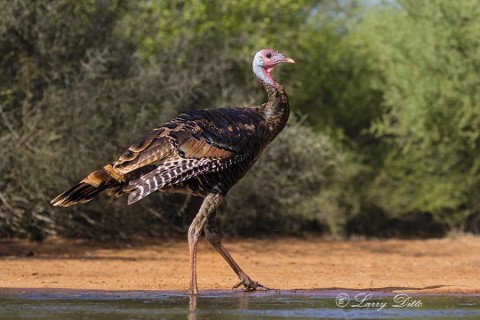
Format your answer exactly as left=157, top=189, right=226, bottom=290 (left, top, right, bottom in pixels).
left=1, top=236, right=479, bottom=294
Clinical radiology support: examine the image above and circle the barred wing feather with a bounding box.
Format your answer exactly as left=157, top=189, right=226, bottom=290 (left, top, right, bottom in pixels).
left=114, top=115, right=250, bottom=204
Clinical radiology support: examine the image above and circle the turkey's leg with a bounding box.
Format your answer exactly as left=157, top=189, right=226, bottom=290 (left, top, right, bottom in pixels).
left=204, top=210, right=269, bottom=291
left=188, top=193, right=223, bottom=294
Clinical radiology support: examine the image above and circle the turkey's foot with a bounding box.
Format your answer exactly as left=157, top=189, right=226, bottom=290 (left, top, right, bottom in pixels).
left=232, top=276, right=270, bottom=292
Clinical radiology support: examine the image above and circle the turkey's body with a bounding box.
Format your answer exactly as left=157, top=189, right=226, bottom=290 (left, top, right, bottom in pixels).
left=161, top=97, right=288, bottom=198
left=51, top=49, right=294, bottom=294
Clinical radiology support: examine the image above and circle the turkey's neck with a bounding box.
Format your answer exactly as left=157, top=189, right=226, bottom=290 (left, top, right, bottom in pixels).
left=262, top=81, right=290, bottom=138
left=253, top=65, right=290, bottom=137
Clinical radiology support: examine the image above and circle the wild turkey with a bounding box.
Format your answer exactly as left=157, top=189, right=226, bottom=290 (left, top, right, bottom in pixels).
left=51, top=48, right=295, bottom=294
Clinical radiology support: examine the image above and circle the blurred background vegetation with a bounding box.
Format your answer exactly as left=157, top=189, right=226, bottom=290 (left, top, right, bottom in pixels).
left=1, top=0, right=479, bottom=241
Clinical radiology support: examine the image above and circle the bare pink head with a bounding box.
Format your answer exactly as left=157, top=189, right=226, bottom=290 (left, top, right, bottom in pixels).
left=252, top=49, right=295, bottom=88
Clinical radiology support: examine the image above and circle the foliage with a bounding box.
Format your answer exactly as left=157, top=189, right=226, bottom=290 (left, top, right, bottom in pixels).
left=1, top=0, right=479, bottom=240
left=0, top=0, right=135, bottom=239
left=351, top=0, right=480, bottom=229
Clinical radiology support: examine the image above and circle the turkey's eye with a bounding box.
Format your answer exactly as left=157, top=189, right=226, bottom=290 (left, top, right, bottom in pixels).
left=265, top=52, right=272, bottom=59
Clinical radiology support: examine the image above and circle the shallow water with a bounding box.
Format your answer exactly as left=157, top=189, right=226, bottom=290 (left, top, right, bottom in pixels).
left=1, top=289, right=479, bottom=319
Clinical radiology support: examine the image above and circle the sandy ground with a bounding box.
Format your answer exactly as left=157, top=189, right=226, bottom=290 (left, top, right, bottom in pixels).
left=0, top=236, right=479, bottom=294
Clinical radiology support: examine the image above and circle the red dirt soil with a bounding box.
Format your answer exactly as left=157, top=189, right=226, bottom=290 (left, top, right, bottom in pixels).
left=1, top=236, right=479, bottom=294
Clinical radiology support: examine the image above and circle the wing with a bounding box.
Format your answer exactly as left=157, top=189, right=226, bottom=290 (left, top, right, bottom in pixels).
left=114, top=108, right=264, bottom=204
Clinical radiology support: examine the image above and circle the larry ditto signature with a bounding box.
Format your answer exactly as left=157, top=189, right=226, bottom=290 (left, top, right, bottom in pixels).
left=335, top=292, right=423, bottom=311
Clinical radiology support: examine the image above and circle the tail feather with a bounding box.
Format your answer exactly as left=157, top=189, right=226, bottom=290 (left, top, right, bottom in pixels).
left=51, top=164, right=124, bottom=207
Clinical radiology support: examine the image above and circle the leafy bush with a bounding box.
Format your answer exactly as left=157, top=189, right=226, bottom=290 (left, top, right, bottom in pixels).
left=351, top=0, right=480, bottom=230
left=1, top=0, right=478, bottom=240
left=1, top=0, right=346, bottom=240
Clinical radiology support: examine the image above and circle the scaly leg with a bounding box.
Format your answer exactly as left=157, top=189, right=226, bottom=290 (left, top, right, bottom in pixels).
left=188, top=193, right=223, bottom=294
left=204, top=210, right=269, bottom=291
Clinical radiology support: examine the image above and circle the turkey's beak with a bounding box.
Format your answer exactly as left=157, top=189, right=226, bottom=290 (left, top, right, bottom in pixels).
left=284, top=56, right=295, bottom=64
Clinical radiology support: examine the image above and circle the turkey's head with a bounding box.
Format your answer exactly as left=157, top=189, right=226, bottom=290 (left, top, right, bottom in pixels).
left=252, top=49, right=294, bottom=88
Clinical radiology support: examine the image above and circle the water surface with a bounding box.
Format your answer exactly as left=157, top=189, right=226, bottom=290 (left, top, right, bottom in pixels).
left=1, top=289, right=479, bottom=319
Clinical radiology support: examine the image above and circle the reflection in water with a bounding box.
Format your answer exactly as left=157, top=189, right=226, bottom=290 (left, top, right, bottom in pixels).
left=189, top=290, right=253, bottom=320
left=188, top=292, right=251, bottom=320
left=238, top=292, right=250, bottom=310
left=188, top=294, right=197, bottom=320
